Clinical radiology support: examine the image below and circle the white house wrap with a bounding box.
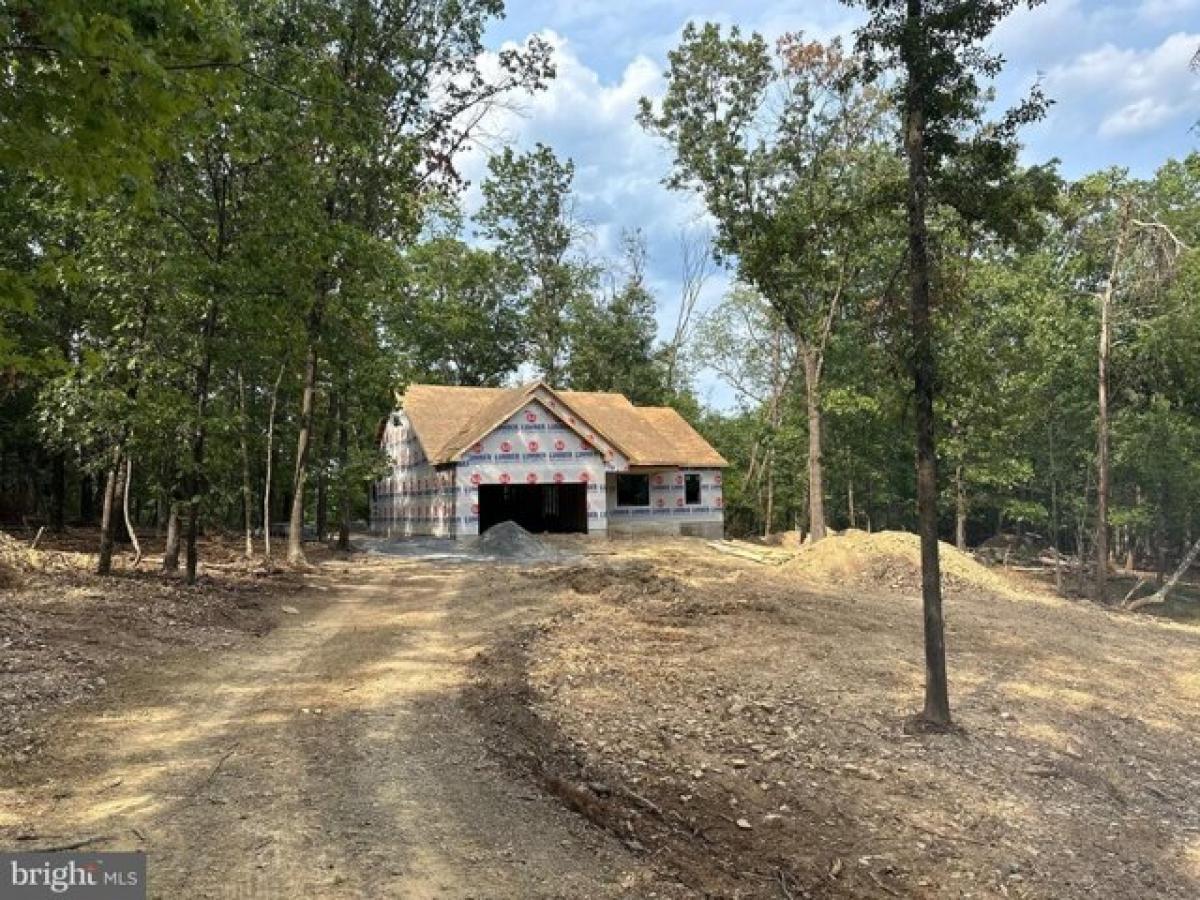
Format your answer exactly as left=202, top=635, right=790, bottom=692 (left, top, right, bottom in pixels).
left=371, top=382, right=726, bottom=539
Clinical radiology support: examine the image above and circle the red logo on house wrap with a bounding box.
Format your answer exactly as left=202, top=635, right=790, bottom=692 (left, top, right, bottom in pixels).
left=676, top=497, right=684, bottom=507
left=470, top=473, right=482, bottom=485
left=525, top=410, right=537, bottom=423
left=471, top=442, right=482, bottom=454
left=655, top=473, right=664, bottom=485
left=714, top=473, right=723, bottom=485
left=500, top=473, right=511, bottom=484
left=675, top=473, right=683, bottom=485
left=554, top=439, right=565, bottom=451
left=526, top=472, right=538, bottom=484
left=579, top=471, right=590, bottom=483
left=656, top=498, right=665, bottom=507
left=553, top=472, right=565, bottom=483
left=500, top=440, right=512, bottom=452
left=528, top=440, right=539, bottom=452
left=471, top=503, right=479, bottom=514
left=715, top=496, right=724, bottom=507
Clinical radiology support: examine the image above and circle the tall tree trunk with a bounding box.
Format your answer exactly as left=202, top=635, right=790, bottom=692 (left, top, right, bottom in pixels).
left=264, top=363, right=285, bottom=561
left=237, top=369, right=254, bottom=559
left=1095, top=199, right=1129, bottom=604
left=903, top=0, right=951, bottom=727
left=163, top=502, right=181, bottom=573
left=97, top=448, right=123, bottom=575
left=954, top=466, right=967, bottom=551
left=764, top=445, right=775, bottom=538
left=185, top=295, right=220, bottom=585
left=288, top=298, right=324, bottom=566
left=337, top=387, right=351, bottom=552
left=802, top=350, right=827, bottom=543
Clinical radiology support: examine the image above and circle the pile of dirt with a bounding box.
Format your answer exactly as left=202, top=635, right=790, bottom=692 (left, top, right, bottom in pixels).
left=473, top=521, right=562, bottom=562
left=759, top=529, right=803, bottom=549
left=785, top=528, right=1031, bottom=597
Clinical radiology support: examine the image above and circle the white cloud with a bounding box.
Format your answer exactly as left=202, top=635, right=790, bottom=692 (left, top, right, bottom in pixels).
left=1137, top=0, right=1200, bottom=25
left=460, top=32, right=717, bottom=344
left=1044, top=31, right=1200, bottom=139
left=1100, top=97, right=1177, bottom=136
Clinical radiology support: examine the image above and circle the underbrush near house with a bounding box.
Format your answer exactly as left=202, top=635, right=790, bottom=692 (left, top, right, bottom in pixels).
left=469, top=537, right=1200, bottom=899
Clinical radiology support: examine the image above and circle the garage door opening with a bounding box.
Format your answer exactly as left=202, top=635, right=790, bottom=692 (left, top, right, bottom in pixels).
left=478, top=484, right=587, bottom=535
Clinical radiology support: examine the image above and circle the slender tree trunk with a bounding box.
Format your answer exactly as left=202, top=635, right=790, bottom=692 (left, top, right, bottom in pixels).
left=802, top=350, right=827, bottom=543
left=123, top=456, right=142, bottom=568
left=288, top=316, right=321, bottom=565
left=163, top=502, right=181, bottom=572
left=185, top=296, right=220, bottom=585
left=1095, top=200, right=1129, bottom=604
left=764, top=446, right=775, bottom=538
left=237, top=369, right=254, bottom=559
left=336, top=388, right=351, bottom=552
left=264, top=363, right=285, bottom=561
left=97, top=448, right=123, bottom=575
left=903, top=0, right=951, bottom=727
left=954, top=466, right=967, bottom=551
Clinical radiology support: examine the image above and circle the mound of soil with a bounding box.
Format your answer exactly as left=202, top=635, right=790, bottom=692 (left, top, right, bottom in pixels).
left=785, top=528, right=1028, bottom=597
left=474, top=521, right=561, bottom=561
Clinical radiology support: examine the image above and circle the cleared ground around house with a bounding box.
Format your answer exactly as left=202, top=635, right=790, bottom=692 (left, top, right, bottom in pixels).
left=470, top=534, right=1200, bottom=898
left=3, top=532, right=1199, bottom=898
left=0, top=553, right=670, bottom=899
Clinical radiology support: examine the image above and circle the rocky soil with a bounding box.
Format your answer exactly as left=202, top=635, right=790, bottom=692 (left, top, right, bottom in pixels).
left=470, top=535, right=1200, bottom=898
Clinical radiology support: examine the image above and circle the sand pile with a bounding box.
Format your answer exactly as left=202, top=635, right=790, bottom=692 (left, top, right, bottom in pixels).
left=784, top=529, right=1027, bottom=597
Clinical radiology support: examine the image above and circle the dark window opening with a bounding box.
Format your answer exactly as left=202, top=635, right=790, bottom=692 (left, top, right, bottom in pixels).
left=616, top=474, right=650, bottom=507
left=685, top=473, right=701, bottom=505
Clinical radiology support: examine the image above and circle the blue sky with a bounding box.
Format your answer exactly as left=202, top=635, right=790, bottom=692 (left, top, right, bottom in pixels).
left=462, top=1, right=1200, bottom=407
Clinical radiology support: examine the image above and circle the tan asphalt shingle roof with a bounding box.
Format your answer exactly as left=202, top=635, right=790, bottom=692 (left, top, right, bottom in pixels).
left=398, top=382, right=727, bottom=468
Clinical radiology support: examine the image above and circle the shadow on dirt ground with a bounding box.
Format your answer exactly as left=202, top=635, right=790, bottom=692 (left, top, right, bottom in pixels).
left=0, top=557, right=676, bottom=899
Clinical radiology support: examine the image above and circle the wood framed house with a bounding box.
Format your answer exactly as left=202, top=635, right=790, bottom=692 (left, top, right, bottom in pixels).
left=371, top=382, right=727, bottom=539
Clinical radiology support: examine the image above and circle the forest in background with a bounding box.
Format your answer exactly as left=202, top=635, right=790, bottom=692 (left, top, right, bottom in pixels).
left=1, top=0, right=1198, bottom=617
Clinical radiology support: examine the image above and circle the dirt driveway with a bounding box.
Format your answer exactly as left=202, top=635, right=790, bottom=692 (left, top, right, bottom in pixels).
left=0, top=557, right=666, bottom=899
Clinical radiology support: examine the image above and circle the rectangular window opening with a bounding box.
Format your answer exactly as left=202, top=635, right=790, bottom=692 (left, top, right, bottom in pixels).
left=616, top=474, right=650, bottom=507
left=685, top=473, right=701, bottom=505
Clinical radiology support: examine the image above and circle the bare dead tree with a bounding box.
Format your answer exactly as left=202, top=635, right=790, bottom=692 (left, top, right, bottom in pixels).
left=665, top=228, right=714, bottom=392
left=1089, top=196, right=1189, bottom=603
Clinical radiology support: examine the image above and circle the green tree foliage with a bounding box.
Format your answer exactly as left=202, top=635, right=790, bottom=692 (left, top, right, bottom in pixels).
left=392, top=236, right=523, bottom=386
left=478, top=143, right=589, bottom=384
left=640, top=27, right=898, bottom=542
left=565, top=232, right=669, bottom=404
